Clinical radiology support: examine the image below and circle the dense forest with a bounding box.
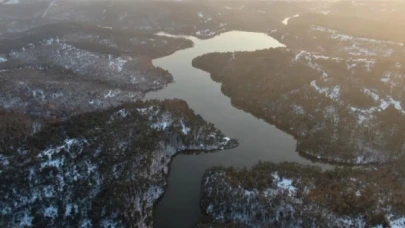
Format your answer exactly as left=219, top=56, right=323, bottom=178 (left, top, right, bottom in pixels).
left=0, top=22, right=195, bottom=119
left=0, top=22, right=193, bottom=59
left=200, top=160, right=405, bottom=227
left=0, top=99, right=237, bottom=227
left=270, top=13, right=405, bottom=58
left=2, top=1, right=405, bottom=227
left=192, top=10, right=405, bottom=226
left=193, top=47, right=405, bottom=165
left=0, top=1, right=308, bottom=39
left=285, top=13, right=405, bottom=43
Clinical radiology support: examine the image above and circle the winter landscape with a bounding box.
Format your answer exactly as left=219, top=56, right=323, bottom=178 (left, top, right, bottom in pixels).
left=1, top=0, right=405, bottom=227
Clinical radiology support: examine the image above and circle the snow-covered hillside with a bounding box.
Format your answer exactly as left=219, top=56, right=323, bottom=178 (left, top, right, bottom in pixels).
left=0, top=23, right=192, bottom=118
left=200, top=162, right=405, bottom=228
left=0, top=100, right=238, bottom=227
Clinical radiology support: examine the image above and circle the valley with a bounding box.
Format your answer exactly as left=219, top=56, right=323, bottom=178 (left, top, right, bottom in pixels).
left=1, top=1, right=405, bottom=228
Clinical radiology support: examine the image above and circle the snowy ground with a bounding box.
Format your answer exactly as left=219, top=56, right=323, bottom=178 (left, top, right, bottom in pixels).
left=0, top=100, right=238, bottom=227
left=200, top=162, right=405, bottom=227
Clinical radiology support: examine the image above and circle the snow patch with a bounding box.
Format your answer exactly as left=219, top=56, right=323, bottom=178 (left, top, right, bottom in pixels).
left=104, top=90, right=121, bottom=99
left=101, top=220, right=118, bottom=228
left=381, top=72, right=391, bottom=83
left=44, top=205, right=58, bottom=218
left=180, top=120, right=190, bottom=135
left=19, top=212, right=33, bottom=227
left=311, top=25, right=402, bottom=57
left=292, top=104, right=305, bottom=115
left=390, top=215, right=405, bottom=228
left=109, top=108, right=130, bottom=122
left=196, top=29, right=216, bottom=37
left=65, top=204, right=72, bottom=217
left=42, top=0, right=57, bottom=18
left=39, top=139, right=85, bottom=160
left=152, top=113, right=173, bottom=130
left=311, top=80, right=340, bottom=101
left=282, top=14, right=299, bottom=25
left=272, top=172, right=296, bottom=194
left=108, top=56, right=128, bottom=72
left=347, top=58, right=375, bottom=71
left=80, top=219, right=92, bottom=227
left=363, top=89, right=380, bottom=101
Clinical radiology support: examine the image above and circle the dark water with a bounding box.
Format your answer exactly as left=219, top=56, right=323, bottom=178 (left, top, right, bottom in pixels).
left=144, top=31, right=327, bottom=228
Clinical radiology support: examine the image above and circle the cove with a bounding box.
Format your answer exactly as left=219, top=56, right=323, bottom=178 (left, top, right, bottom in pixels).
left=144, top=31, right=325, bottom=228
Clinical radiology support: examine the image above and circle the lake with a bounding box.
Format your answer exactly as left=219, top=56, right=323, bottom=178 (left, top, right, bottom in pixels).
left=144, top=31, right=326, bottom=228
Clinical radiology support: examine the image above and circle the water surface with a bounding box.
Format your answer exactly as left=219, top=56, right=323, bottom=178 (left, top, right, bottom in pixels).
left=282, top=14, right=300, bottom=25
left=145, top=31, right=325, bottom=228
